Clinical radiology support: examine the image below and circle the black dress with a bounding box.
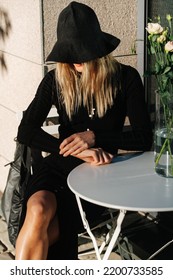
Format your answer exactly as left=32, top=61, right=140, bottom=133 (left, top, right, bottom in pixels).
left=17, top=63, right=153, bottom=259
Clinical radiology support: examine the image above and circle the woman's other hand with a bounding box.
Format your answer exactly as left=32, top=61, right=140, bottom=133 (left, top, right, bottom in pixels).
left=59, top=130, right=95, bottom=156
left=73, top=148, right=113, bottom=165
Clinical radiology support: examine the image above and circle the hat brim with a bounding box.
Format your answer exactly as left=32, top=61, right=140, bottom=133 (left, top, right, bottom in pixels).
left=46, top=32, right=120, bottom=64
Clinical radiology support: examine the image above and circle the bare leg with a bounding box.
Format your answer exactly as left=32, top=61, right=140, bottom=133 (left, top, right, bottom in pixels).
left=15, top=190, right=59, bottom=260
left=48, top=214, right=59, bottom=246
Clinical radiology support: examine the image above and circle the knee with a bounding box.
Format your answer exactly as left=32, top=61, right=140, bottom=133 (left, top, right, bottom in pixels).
left=25, top=191, right=57, bottom=230
left=30, top=201, right=46, bottom=218
left=26, top=200, right=49, bottom=228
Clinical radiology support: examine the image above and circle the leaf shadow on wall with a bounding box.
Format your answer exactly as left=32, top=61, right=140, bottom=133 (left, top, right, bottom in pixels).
left=0, top=7, right=12, bottom=73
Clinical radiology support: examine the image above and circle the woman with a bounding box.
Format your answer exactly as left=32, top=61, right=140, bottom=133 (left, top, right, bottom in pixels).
left=15, top=1, right=152, bottom=259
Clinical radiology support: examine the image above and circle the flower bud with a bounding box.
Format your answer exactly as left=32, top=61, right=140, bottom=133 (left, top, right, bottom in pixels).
left=157, top=34, right=166, bottom=43
left=162, top=30, right=168, bottom=36
left=166, top=14, right=172, bottom=21
left=146, top=23, right=163, bottom=34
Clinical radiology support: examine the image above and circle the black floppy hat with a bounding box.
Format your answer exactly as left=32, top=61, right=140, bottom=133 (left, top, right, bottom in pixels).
left=46, top=1, right=120, bottom=63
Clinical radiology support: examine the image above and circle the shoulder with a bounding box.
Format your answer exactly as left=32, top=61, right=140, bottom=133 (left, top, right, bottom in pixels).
left=33, top=69, right=56, bottom=105
left=42, top=68, right=55, bottom=83
left=46, top=68, right=56, bottom=77
left=119, top=63, right=143, bottom=89
left=120, top=63, right=141, bottom=80
left=36, top=68, right=56, bottom=93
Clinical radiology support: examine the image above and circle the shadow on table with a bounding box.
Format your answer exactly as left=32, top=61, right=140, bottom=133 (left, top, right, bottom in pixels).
left=112, top=152, right=144, bottom=163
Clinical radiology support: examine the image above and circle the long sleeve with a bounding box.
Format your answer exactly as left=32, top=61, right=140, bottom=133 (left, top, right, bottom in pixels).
left=17, top=70, right=62, bottom=153
left=94, top=65, right=153, bottom=153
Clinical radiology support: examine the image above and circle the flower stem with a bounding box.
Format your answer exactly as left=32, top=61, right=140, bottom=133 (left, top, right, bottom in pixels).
left=155, top=95, right=173, bottom=176
left=155, top=137, right=168, bottom=166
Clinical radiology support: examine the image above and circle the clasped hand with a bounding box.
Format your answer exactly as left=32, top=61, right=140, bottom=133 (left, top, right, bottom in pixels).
left=59, top=131, right=113, bottom=165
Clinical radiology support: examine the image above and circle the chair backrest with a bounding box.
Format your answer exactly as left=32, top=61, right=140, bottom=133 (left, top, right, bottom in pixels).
left=42, top=107, right=60, bottom=137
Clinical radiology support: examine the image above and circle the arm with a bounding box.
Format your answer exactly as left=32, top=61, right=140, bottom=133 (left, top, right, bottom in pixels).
left=94, top=66, right=153, bottom=152
left=17, top=70, right=62, bottom=153
left=73, top=147, right=113, bottom=165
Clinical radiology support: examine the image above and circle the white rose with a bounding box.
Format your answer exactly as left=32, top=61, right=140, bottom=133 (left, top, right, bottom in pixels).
left=165, top=41, right=173, bottom=52
left=146, top=23, right=163, bottom=34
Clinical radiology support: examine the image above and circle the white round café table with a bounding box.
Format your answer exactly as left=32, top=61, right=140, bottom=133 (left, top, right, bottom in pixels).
left=67, top=152, right=173, bottom=260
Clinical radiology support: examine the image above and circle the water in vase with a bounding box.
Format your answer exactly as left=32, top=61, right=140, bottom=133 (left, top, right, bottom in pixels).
left=154, top=128, right=173, bottom=178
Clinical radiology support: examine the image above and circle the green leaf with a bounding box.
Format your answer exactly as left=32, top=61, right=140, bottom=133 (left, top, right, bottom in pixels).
left=150, top=45, right=155, bottom=54
left=167, top=71, right=173, bottom=78
left=162, top=66, right=171, bottom=74
left=151, top=34, right=158, bottom=42
left=161, top=75, right=169, bottom=83
left=155, top=62, right=161, bottom=73
left=160, top=91, right=171, bottom=101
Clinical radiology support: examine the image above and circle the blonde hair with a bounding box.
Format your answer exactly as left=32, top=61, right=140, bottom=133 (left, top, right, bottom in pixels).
left=55, top=54, right=121, bottom=119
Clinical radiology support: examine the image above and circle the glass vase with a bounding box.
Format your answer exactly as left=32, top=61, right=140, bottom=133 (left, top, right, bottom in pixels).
left=154, top=90, right=173, bottom=178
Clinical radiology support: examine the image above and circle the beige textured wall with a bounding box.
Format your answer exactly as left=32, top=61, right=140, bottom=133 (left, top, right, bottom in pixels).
left=0, top=0, right=138, bottom=193
left=0, top=0, right=44, bottom=192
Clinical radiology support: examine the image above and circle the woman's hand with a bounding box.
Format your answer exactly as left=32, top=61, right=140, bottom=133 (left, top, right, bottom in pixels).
left=59, top=130, right=95, bottom=157
left=73, top=148, right=113, bottom=165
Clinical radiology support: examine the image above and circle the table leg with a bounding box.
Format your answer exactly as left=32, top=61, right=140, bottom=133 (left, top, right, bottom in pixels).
left=76, top=195, right=102, bottom=260
left=103, top=209, right=126, bottom=260
left=76, top=194, right=126, bottom=260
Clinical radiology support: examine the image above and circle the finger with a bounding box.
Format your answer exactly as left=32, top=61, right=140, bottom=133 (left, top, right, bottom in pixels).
left=90, top=149, right=103, bottom=165
left=59, top=135, right=75, bottom=150
left=70, top=143, right=88, bottom=156
left=61, top=134, right=90, bottom=156
left=97, top=150, right=105, bottom=164
left=92, top=150, right=113, bottom=165
left=102, top=152, right=113, bottom=164
left=61, top=141, right=88, bottom=157
left=59, top=138, right=78, bottom=155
